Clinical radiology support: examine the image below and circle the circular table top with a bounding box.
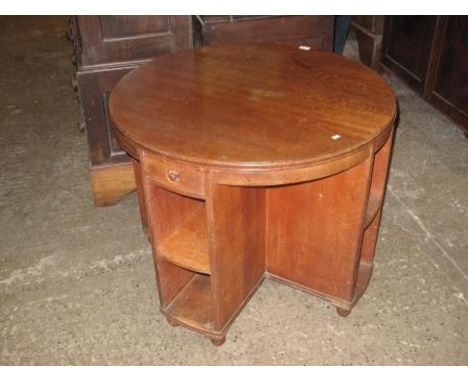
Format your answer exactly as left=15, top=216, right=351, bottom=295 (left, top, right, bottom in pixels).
left=110, top=43, right=396, bottom=169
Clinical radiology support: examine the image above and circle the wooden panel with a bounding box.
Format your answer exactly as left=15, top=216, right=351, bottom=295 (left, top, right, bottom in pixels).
left=429, top=16, right=468, bottom=128
left=433, top=16, right=468, bottom=107
left=155, top=258, right=195, bottom=310
left=198, top=16, right=334, bottom=51
left=381, top=16, right=437, bottom=92
left=77, top=65, right=137, bottom=164
left=361, top=210, right=383, bottom=266
left=364, top=128, right=394, bottom=227
left=207, top=145, right=371, bottom=188
left=207, top=184, right=266, bottom=331
left=361, top=129, right=393, bottom=264
left=102, top=92, right=123, bottom=155
left=165, top=273, right=214, bottom=332
left=369, top=129, right=394, bottom=208
left=133, top=159, right=148, bottom=235
left=352, top=16, right=384, bottom=34
left=100, top=16, right=170, bottom=38
left=110, top=45, right=396, bottom=170
left=266, top=157, right=372, bottom=302
left=159, top=206, right=210, bottom=275
left=381, top=16, right=467, bottom=133
left=144, top=152, right=205, bottom=199
left=351, top=16, right=385, bottom=70
left=365, top=193, right=381, bottom=228
left=143, top=182, right=203, bottom=243
left=353, top=27, right=381, bottom=69
left=77, top=16, right=193, bottom=67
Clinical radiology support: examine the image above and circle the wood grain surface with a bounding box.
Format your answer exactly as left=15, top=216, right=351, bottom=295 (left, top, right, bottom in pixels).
left=110, top=43, right=396, bottom=170
left=111, top=43, right=397, bottom=344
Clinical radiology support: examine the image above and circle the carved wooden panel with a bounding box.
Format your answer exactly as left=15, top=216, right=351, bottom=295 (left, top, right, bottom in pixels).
left=76, top=16, right=193, bottom=67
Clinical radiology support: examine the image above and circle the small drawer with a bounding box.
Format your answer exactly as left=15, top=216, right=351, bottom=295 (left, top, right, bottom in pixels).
left=144, top=152, right=205, bottom=198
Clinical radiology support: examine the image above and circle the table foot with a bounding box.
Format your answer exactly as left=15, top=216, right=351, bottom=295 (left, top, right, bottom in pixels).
left=336, top=307, right=352, bottom=317
left=90, top=162, right=136, bottom=207
left=210, top=336, right=226, bottom=346
left=166, top=316, right=179, bottom=327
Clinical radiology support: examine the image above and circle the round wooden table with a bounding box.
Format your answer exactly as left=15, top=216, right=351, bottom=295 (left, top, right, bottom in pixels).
left=110, top=43, right=397, bottom=346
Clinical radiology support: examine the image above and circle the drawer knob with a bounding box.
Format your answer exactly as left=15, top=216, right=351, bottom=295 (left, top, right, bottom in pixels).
left=167, top=170, right=180, bottom=182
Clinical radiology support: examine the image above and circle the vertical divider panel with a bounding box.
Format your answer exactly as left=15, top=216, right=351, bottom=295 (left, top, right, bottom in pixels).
left=361, top=210, right=383, bottom=268
left=369, top=131, right=394, bottom=210
left=133, top=159, right=149, bottom=235
left=205, top=180, right=267, bottom=332
left=266, top=153, right=373, bottom=303
left=361, top=130, right=394, bottom=265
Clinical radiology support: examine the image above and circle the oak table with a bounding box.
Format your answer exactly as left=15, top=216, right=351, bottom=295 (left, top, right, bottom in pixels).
left=109, top=43, right=397, bottom=346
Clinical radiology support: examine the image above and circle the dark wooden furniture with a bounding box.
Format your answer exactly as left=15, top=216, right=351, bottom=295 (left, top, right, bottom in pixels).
left=70, top=16, right=335, bottom=206
left=109, top=43, right=396, bottom=345
left=70, top=16, right=193, bottom=206
left=381, top=16, right=468, bottom=134
left=193, top=16, right=333, bottom=50
left=351, top=16, right=385, bottom=70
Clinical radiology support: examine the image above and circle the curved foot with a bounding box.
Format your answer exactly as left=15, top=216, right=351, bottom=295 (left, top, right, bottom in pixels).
left=166, top=316, right=179, bottom=327
left=336, top=307, right=352, bottom=317
left=210, top=336, right=226, bottom=346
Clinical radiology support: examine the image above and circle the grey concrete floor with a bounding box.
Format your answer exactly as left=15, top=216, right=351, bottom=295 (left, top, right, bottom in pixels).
left=0, top=17, right=467, bottom=365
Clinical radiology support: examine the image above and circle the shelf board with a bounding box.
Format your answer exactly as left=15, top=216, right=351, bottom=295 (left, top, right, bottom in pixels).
left=165, top=274, right=214, bottom=332
left=158, top=206, right=210, bottom=275
left=364, top=192, right=380, bottom=228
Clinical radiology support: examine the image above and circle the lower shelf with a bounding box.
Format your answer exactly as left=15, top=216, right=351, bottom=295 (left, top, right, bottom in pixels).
left=164, top=273, right=214, bottom=333
left=158, top=206, right=210, bottom=275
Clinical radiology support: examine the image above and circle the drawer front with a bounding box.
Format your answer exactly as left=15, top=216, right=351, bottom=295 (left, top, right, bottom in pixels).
left=144, top=152, right=205, bottom=198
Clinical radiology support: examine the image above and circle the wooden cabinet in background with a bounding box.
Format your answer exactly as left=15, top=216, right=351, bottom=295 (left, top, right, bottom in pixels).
left=351, top=16, right=385, bottom=70
left=193, top=16, right=333, bottom=50
left=75, top=16, right=192, bottom=67
left=381, top=16, right=437, bottom=92
left=70, top=16, right=335, bottom=207
left=70, top=16, right=193, bottom=206
left=381, top=16, right=468, bottom=135
left=425, top=16, right=468, bottom=132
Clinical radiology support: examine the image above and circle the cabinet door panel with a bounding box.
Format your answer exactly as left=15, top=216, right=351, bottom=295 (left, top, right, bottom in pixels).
left=433, top=16, right=468, bottom=115
left=381, top=16, right=436, bottom=92
left=77, top=66, right=136, bottom=164
left=77, top=16, right=192, bottom=67
left=100, top=16, right=170, bottom=38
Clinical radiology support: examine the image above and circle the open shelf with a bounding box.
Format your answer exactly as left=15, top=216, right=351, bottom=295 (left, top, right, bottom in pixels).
left=158, top=206, right=210, bottom=275
left=364, top=192, right=380, bottom=228
left=164, top=273, right=214, bottom=332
